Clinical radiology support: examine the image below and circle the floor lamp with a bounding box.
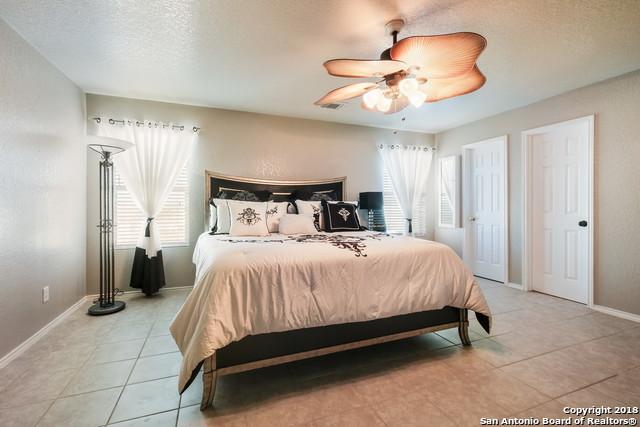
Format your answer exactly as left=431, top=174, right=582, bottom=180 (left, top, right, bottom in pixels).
left=87, top=136, right=133, bottom=316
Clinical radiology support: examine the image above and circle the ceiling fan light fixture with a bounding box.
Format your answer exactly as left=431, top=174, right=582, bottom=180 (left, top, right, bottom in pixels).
left=363, top=88, right=383, bottom=109
left=398, top=77, right=419, bottom=97
left=316, top=20, right=486, bottom=114
left=376, top=95, right=392, bottom=112
left=408, top=91, right=427, bottom=108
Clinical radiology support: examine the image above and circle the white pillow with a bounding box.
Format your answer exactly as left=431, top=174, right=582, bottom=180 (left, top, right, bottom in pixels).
left=228, top=200, right=270, bottom=236
left=294, top=200, right=323, bottom=231
left=278, top=214, right=318, bottom=235
left=211, top=199, right=231, bottom=234
left=209, top=204, right=216, bottom=231
left=266, top=201, right=289, bottom=233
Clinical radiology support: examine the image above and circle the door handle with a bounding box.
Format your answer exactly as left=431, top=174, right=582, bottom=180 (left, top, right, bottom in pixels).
left=578, top=220, right=588, bottom=227
left=468, top=216, right=477, bottom=222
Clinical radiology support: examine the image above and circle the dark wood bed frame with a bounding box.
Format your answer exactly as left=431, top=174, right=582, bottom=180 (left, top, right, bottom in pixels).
left=198, top=171, right=472, bottom=410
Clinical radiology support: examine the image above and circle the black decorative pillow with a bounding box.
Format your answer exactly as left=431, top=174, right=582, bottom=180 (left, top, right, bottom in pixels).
left=214, top=190, right=272, bottom=202
left=321, top=200, right=361, bottom=232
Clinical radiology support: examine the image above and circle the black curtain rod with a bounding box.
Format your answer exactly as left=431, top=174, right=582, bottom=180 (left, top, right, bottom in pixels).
left=91, top=117, right=200, bottom=133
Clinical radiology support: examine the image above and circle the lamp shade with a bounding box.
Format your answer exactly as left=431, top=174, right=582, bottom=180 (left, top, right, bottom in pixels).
left=359, top=192, right=383, bottom=210
left=87, top=135, right=133, bottom=157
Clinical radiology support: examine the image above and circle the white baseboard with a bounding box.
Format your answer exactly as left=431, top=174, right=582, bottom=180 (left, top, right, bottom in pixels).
left=591, top=304, right=640, bottom=323
left=0, top=296, right=87, bottom=370
left=506, top=282, right=524, bottom=290
left=85, top=285, right=193, bottom=300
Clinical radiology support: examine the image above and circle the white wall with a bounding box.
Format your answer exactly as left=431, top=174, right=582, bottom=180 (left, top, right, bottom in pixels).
left=85, top=94, right=435, bottom=295
left=435, top=70, right=640, bottom=315
left=0, top=18, right=86, bottom=358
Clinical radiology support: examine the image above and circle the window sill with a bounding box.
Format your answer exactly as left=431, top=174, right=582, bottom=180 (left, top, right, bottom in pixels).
left=115, top=243, right=190, bottom=251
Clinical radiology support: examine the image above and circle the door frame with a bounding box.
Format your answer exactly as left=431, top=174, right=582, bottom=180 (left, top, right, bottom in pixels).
left=462, top=135, right=509, bottom=284
left=521, top=115, right=595, bottom=306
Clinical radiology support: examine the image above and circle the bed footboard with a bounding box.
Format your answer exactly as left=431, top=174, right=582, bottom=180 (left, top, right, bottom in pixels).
left=458, top=308, right=471, bottom=345
left=199, top=307, right=471, bottom=410
left=200, top=354, right=217, bottom=411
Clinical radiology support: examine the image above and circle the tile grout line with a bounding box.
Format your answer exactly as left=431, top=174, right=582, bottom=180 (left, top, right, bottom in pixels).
left=552, top=373, right=620, bottom=401
left=102, top=407, right=178, bottom=427
left=493, top=324, right=637, bottom=371
left=489, top=336, right=635, bottom=399
left=57, top=385, right=123, bottom=401
left=31, top=337, right=101, bottom=424
left=33, top=399, right=58, bottom=427
left=105, top=321, right=155, bottom=425
left=513, top=372, right=621, bottom=417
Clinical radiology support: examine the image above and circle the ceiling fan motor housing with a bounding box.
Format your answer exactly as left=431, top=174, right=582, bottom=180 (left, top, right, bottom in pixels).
left=384, top=71, right=409, bottom=90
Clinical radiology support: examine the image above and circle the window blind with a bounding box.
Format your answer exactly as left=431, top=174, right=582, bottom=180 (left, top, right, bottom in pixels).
left=438, top=155, right=458, bottom=228
left=440, top=191, right=454, bottom=226
left=114, top=168, right=189, bottom=248
left=383, top=167, right=405, bottom=234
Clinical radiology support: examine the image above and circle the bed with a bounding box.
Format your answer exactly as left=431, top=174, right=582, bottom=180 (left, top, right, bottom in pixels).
left=170, top=171, right=491, bottom=410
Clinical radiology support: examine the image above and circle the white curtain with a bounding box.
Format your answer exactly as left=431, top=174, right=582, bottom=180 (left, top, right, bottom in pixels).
left=379, top=144, right=433, bottom=234
left=97, top=120, right=196, bottom=256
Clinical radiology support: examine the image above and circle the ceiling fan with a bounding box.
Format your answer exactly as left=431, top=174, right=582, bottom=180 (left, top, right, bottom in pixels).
left=315, top=19, right=487, bottom=114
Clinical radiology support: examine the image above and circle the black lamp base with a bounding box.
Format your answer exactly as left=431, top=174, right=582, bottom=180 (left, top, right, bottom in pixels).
left=88, top=300, right=126, bottom=316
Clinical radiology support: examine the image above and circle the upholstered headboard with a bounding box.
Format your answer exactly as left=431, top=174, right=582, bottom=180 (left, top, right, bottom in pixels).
left=204, top=171, right=346, bottom=224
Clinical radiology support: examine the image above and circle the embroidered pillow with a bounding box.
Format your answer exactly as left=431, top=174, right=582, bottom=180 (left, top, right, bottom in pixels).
left=278, top=214, right=318, bottom=235
left=228, top=201, right=270, bottom=236
left=211, top=199, right=232, bottom=234
left=321, top=200, right=361, bottom=232
left=295, top=200, right=324, bottom=231
left=266, top=201, right=289, bottom=233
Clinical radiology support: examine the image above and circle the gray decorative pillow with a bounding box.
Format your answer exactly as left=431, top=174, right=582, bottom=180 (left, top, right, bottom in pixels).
left=215, top=190, right=272, bottom=202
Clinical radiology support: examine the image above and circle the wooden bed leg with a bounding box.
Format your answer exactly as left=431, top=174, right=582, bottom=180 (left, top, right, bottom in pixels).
left=200, top=354, right=217, bottom=411
left=458, top=308, right=471, bottom=346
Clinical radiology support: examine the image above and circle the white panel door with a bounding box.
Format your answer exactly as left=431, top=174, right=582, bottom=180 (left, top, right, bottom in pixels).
left=465, top=138, right=506, bottom=282
left=530, top=120, right=589, bottom=303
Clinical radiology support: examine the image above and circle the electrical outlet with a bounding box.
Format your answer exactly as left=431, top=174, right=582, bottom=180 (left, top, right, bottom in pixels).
left=42, top=286, right=49, bottom=304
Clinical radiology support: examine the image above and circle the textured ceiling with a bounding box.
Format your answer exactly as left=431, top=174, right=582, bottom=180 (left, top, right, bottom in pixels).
left=1, top=0, right=640, bottom=133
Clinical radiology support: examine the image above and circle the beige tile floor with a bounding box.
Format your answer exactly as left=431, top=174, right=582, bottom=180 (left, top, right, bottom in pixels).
left=0, top=278, right=639, bottom=426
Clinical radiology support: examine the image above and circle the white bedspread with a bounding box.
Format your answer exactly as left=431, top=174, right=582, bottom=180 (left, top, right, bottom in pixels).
left=170, top=231, right=491, bottom=392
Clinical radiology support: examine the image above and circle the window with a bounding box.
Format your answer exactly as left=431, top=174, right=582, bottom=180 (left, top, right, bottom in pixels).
left=382, top=167, right=427, bottom=235
left=115, top=168, right=189, bottom=248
